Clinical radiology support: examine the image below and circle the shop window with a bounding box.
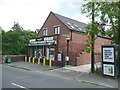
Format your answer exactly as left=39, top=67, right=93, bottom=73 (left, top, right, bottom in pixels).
left=43, top=29, right=48, bottom=36
left=54, top=27, right=60, bottom=35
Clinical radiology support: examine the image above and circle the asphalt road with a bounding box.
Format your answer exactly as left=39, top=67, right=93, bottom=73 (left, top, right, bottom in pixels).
left=2, top=64, right=107, bottom=89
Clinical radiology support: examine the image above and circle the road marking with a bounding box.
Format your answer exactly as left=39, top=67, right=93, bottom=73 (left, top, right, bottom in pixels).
left=11, top=83, right=30, bottom=90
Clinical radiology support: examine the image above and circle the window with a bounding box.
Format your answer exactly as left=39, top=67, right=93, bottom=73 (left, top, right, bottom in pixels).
left=43, top=29, right=48, bottom=36
left=54, top=27, right=60, bottom=34
left=66, top=22, right=74, bottom=29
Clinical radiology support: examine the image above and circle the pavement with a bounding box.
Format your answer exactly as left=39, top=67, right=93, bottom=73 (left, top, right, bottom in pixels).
left=3, top=61, right=119, bottom=88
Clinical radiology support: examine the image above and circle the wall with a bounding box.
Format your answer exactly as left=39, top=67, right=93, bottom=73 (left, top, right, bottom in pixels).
left=94, top=37, right=111, bottom=53
left=2, top=55, right=25, bottom=63
left=76, top=52, right=91, bottom=65
left=58, top=32, right=88, bottom=65
left=38, top=12, right=70, bottom=37
left=75, top=36, right=111, bottom=66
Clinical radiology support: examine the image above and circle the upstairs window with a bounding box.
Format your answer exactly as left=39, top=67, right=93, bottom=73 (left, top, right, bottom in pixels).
left=54, top=27, right=60, bottom=35
left=43, top=29, right=48, bottom=36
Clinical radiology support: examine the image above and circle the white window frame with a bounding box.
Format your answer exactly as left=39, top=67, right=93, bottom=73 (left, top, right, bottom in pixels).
left=54, top=26, right=60, bottom=35
left=43, top=29, right=48, bottom=36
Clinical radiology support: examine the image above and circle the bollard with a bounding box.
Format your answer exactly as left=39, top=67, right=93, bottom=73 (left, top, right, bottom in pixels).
left=29, top=57, right=31, bottom=62
left=25, top=56, right=27, bottom=62
left=38, top=58, right=40, bottom=64
left=49, top=59, right=52, bottom=67
left=43, top=58, right=46, bottom=66
left=32, top=57, right=34, bottom=63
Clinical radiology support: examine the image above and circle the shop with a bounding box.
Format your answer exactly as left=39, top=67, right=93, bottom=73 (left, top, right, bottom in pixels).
left=26, top=11, right=111, bottom=66
left=27, top=35, right=58, bottom=64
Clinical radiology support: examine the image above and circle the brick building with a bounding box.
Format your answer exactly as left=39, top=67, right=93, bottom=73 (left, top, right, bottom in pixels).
left=27, top=12, right=111, bottom=66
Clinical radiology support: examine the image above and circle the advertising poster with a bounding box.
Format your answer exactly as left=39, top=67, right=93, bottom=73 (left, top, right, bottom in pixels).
left=103, top=64, right=115, bottom=76
left=58, top=53, right=61, bottom=61
left=103, top=47, right=114, bottom=63
left=66, top=56, right=69, bottom=61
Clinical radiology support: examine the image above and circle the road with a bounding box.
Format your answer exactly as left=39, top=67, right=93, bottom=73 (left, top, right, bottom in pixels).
left=2, top=64, right=107, bottom=89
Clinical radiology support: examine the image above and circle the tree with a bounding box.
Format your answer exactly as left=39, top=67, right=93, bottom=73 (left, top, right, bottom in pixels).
left=82, top=1, right=99, bottom=73
left=81, top=1, right=120, bottom=73
left=2, top=22, right=37, bottom=55
left=0, top=27, right=3, bottom=55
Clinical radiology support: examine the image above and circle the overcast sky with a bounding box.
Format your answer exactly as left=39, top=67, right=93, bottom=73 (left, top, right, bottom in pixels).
left=0, top=0, right=90, bottom=31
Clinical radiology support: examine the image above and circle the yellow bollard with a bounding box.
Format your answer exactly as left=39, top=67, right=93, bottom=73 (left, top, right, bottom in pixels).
left=43, top=58, right=46, bottom=66
left=32, top=57, right=34, bottom=63
left=29, top=57, right=31, bottom=62
left=38, top=58, right=40, bottom=64
left=49, top=59, right=52, bottom=67
left=25, top=56, right=27, bottom=62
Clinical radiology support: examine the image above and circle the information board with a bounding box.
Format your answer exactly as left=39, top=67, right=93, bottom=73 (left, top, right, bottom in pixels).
left=103, top=64, right=115, bottom=76
left=103, top=47, right=114, bottom=63
left=58, top=53, right=61, bottom=61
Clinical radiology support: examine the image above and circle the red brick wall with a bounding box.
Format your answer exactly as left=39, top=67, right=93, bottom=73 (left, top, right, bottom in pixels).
left=2, top=55, right=25, bottom=63
left=38, top=12, right=70, bottom=37
left=75, top=37, right=111, bottom=66
left=76, top=52, right=91, bottom=65
left=71, top=32, right=88, bottom=44
left=58, top=32, right=88, bottom=65
left=94, top=37, right=111, bottom=53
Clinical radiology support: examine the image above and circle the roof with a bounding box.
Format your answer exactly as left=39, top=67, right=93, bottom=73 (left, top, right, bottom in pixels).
left=53, top=12, right=87, bottom=33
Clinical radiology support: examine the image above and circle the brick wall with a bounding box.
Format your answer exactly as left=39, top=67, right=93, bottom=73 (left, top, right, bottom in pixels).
left=58, top=32, right=88, bottom=65
left=94, top=37, right=111, bottom=53
left=2, top=55, right=25, bottom=63
left=38, top=12, right=69, bottom=37
left=76, top=52, right=91, bottom=65
left=75, top=37, right=111, bottom=66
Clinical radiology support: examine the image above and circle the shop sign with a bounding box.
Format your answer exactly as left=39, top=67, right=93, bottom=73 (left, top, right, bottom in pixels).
left=44, top=37, right=53, bottom=41
left=29, top=39, right=36, bottom=42
left=36, top=38, right=43, bottom=41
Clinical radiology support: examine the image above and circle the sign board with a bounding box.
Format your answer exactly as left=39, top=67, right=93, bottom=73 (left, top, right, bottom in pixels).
left=58, top=53, right=61, bottom=61
left=50, top=55, right=54, bottom=61
left=102, top=45, right=119, bottom=77
left=102, top=47, right=114, bottom=63
left=66, top=56, right=69, bottom=61
left=103, top=64, right=115, bottom=76
left=44, top=37, right=53, bottom=41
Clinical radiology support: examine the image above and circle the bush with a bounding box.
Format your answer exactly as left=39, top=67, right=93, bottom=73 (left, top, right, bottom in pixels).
left=95, top=67, right=102, bottom=74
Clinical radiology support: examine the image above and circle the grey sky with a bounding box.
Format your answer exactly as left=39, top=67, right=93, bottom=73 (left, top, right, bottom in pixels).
left=0, top=0, right=90, bottom=31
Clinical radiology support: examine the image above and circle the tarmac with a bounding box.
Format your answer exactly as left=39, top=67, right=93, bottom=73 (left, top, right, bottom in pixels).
left=2, top=61, right=119, bottom=89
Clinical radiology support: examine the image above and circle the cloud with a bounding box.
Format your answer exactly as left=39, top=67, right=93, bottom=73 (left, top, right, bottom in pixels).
left=0, top=0, right=90, bottom=31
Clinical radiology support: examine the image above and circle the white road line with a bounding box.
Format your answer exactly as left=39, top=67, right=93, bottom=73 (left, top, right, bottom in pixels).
left=11, top=83, right=27, bottom=89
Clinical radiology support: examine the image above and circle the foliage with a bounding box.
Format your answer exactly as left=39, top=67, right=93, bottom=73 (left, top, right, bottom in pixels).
left=95, top=67, right=102, bottom=75
left=82, top=1, right=120, bottom=44
left=0, top=27, right=2, bottom=55
left=2, top=22, right=37, bottom=55
left=84, top=46, right=91, bottom=53
left=82, top=1, right=120, bottom=73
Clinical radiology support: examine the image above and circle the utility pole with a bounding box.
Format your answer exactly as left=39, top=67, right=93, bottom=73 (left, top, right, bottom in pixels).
left=91, top=2, right=95, bottom=73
